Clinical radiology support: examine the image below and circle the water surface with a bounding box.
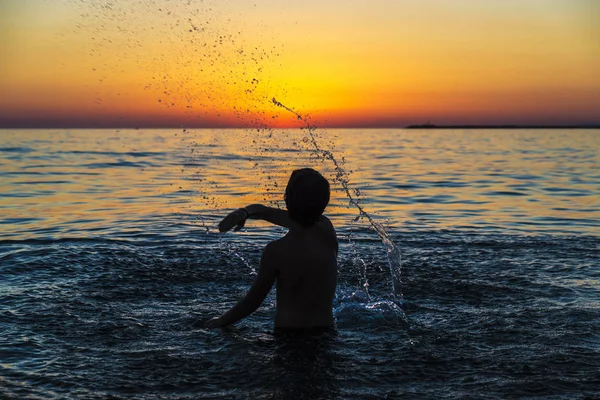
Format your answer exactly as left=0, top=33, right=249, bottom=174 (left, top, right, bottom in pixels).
left=1, top=129, right=599, bottom=398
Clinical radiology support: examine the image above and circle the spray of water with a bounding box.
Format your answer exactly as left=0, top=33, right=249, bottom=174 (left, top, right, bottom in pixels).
left=272, top=98, right=402, bottom=298
left=70, top=0, right=402, bottom=300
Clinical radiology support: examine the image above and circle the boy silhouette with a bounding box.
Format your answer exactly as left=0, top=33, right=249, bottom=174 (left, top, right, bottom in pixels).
left=204, top=168, right=338, bottom=330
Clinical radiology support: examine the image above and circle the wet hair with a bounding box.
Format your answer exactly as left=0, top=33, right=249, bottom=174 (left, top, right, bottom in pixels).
left=284, top=168, right=330, bottom=227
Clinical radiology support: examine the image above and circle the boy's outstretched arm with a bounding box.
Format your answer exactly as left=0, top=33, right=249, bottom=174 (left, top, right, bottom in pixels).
left=246, top=204, right=298, bottom=228
left=204, top=243, right=278, bottom=328
left=218, top=204, right=299, bottom=232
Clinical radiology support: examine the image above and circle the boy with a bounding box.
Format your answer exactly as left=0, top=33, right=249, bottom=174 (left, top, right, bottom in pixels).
left=204, top=168, right=338, bottom=329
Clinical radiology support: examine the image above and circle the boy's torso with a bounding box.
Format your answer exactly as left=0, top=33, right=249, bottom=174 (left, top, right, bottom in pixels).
left=269, top=221, right=338, bottom=328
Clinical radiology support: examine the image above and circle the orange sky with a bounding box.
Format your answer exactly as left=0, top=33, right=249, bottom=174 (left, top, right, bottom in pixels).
left=1, top=0, right=599, bottom=128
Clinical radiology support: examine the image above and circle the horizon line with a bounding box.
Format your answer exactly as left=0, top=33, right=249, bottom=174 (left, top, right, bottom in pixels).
left=2, top=124, right=600, bottom=130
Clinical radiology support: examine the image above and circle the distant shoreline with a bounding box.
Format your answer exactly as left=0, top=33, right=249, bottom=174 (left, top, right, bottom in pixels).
left=405, top=124, right=600, bottom=129
left=1, top=125, right=600, bottom=130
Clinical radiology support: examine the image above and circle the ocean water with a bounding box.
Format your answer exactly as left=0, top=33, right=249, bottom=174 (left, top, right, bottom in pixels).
left=1, top=128, right=599, bottom=399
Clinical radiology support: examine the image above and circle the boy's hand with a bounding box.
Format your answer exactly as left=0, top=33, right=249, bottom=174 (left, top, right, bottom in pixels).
left=218, top=208, right=249, bottom=232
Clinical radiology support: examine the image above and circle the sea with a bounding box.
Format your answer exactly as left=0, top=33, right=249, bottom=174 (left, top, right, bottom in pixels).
left=1, top=128, right=599, bottom=399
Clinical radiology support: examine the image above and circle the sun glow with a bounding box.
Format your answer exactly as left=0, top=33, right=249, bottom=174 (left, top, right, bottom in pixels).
left=1, top=0, right=599, bottom=128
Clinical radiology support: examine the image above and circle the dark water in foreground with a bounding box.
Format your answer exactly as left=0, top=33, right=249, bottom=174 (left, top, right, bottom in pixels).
left=1, top=129, right=600, bottom=398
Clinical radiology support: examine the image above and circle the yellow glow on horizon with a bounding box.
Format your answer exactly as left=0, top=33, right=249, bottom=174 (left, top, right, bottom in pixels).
left=1, top=0, right=599, bottom=127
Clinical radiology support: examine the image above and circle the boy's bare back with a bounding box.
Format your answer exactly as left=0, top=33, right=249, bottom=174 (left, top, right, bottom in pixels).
left=266, top=217, right=337, bottom=328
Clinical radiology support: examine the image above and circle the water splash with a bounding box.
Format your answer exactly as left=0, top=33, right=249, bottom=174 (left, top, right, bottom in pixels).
left=272, top=98, right=402, bottom=298
left=222, top=239, right=257, bottom=276
left=70, top=0, right=401, bottom=298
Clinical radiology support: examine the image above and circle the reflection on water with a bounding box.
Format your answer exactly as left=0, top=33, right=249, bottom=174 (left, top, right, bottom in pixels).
left=1, top=128, right=600, bottom=398
left=1, top=128, right=599, bottom=238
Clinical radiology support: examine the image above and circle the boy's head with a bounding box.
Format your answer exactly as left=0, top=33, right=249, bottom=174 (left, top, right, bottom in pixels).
left=285, top=168, right=330, bottom=227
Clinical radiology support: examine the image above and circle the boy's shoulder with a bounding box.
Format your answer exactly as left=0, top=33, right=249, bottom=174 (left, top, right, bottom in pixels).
left=264, top=238, right=286, bottom=258
left=317, top=215, right=337, bottom=242
left=266, top=237, right=284, bottom=250
left=317, top=215, right=335, bottom=231
left=316, top=215, right=338, bottom=256
left=288, top=215, right=338, bottom=252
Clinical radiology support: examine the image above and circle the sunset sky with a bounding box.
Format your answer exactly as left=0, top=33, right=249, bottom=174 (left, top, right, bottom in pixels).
left=1, top=0, right=599, bottom=128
